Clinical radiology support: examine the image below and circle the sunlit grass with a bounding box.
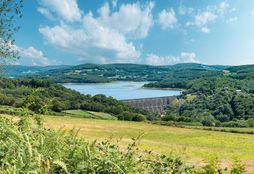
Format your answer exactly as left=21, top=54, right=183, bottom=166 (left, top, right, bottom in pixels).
left=44, top=115, right=254, bottom=168
left=63, top=109, right=117, bottom=120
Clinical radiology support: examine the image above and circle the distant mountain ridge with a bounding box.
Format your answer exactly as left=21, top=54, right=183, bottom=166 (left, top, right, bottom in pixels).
left=2, top=63, right=253, bottom=83
left=9, top=63, right=227, bottom=83
left=1, top=65, right=71, bottom=77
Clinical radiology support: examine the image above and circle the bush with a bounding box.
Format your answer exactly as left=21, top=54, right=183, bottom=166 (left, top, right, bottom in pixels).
left=247, top=118, right=254, bottom=127
left=118, top=111, right=135, bottom=121
left=51, top=100, right=65, bottom=112
left=202, top=119, right=215, bottom=127
left=22, top=95, right=47, bottom=114
left=221, top=121, right=248, bottom=128
left=132, top=114, right=146, bottom=122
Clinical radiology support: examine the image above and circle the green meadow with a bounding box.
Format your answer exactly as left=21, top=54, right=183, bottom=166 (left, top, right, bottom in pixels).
left=63, top=109, right=117, bottom=120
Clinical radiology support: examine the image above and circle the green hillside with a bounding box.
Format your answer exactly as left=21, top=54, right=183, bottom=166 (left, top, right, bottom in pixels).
left=1, top=65, right=70, bottom=77
left=18, top=63, right=226, bottom=83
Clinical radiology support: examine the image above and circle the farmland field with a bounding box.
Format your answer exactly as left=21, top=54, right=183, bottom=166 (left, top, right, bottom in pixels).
left=63, top=109, right=117, bottom=120
left=42, top=115, right=254, bottom=172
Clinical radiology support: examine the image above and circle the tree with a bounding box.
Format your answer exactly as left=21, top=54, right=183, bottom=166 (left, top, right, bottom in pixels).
left=132, top=114, right=146, bottom=122
left=0, top=0, right=23, bottom=64
left=52, top=100, right=65, bottom=112
left=22, top=95, right=48, bottom=114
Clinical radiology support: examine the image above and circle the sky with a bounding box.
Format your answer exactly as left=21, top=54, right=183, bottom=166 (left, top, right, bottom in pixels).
left=13, top=0, right=254, bottom=66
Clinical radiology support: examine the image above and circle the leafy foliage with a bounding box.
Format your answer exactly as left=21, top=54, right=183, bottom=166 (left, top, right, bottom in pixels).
left=0, top=0, right=23, bottom=63
left=164, top=75, right=254, bottom=127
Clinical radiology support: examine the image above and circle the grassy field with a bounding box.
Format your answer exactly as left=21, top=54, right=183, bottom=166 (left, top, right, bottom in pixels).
left=1, top=105, right=254, bottom=172
left=43, top=115, right=254, bottom=172
left=63, top=109, right=117, bottom=120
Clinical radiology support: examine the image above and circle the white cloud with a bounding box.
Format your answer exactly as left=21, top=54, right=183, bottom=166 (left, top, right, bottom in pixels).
left=38, top=0, right=82, bottom=22
left=178, top=4, right=194, bottom=16
left=201, top=27, right=210, bottom=33
left=37, top=7, right=54, bottom=20
left=39, top=2, right=155, bottom=63
left=195, top=11, right=217, bottom=26
left=185, top=1, right=234, bottom=33
left=158, top=9, right=177, bottom=30
left=19, top=46, right=57, bottom=66
left=39, top=23, right=140, bottom=64
left=185, top=11, right=216, bottom=33
left=251, top=9, right=254, bottom=16
left=145, top=52, right=199, bottom=65
left=99, top=2, right=154, bottom=39
left=219, top=2, right=229, bottom=11
left=228, top=16, right=238, bottom=23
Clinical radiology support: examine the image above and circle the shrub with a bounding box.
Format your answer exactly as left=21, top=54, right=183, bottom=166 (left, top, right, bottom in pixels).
left=118, top=111, right=135, bottom=121
left=247, top=118, right=254, bottom=127
left=202, top=119, right=215, bottom=127
left=230, top=160, right=246, bottom=174
left=51, top=100, right=65, bottom=112
left=132, top=114, right=146, bottom=122
left=221, top=121, right=247, bottom=128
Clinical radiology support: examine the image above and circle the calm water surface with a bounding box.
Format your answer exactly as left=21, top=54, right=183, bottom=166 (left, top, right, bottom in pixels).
left=63, top=81, right=181, bottom=100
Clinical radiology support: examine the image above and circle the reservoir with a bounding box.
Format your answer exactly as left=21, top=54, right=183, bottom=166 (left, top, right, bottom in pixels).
left=63, top=81, right=181, bottom=100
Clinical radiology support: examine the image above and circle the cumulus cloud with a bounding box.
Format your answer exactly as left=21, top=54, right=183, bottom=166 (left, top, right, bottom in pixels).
left=201, top=27, right=210, bottom=33
left=145, top=52, right=199, bottom=65
left=98, top=2, right=154, bottom=39
left=178, top=4, right=194, bottom=16
left=37, top=7, right=54, bottom=20
left=184, top=1, right=234, bottom=33
left=195, top=11, right=217, bottom=26
left=39, top=2, right=154, bottom=63
left=18, top=46, right=57, bottom=66
left=228, top=16, right=238, bottom=23
left=218, top=1, right=229, bottom=12
left=185, top=11, right=217, bottom=33
left=38, top=0, right=82, bottom=22
left=158, top=9, right=177, bottom=30
left=251, top=9, right=254, bottom=16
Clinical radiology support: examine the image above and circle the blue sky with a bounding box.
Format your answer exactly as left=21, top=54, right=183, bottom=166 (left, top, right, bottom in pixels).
left=14, top=0, right=254, bottom=66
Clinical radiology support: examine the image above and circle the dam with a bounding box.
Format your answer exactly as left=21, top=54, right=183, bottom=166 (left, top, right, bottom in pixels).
left=121, top=96, right=178, bottom=114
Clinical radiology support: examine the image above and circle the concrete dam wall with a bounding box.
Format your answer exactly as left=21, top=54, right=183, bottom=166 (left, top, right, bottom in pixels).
left=121, top=96, right=178, bottom=114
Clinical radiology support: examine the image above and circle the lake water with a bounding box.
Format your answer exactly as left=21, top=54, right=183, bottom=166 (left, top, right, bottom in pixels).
left=63, top=81, right=181, bottom=100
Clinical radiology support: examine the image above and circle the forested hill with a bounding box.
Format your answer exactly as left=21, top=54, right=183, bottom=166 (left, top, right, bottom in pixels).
left=10, top=63, right=228, bottom=83
left=1, top=65, right=70, bottom=77
left=151, top=64, right=254, bottom=127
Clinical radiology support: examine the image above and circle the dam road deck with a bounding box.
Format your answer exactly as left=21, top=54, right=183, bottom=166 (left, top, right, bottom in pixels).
left=121, top=96, right=178, bottom=114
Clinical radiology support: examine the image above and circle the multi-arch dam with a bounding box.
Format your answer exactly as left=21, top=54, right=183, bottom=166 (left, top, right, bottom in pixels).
left=121, top=96, right=178, bottom=114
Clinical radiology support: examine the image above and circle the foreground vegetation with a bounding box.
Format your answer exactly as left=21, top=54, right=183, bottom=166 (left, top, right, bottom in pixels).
left=1, top=113, right=249, bottom=173
left=0, top=115, right=195, bottom=173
